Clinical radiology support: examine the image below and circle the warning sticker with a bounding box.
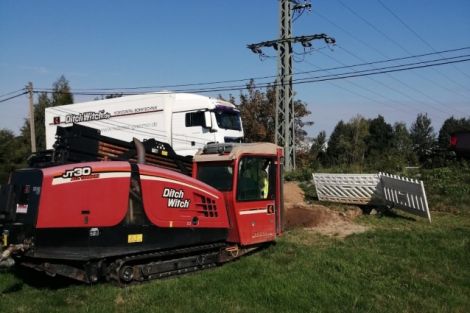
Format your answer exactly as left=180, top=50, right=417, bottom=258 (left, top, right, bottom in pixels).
left=16, top=204, right=28, bottom=214
left=127, top=234, right=143, bottom=243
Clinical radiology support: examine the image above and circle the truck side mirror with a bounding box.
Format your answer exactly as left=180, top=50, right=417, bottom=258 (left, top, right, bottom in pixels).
left=204, top=111, right=212, bottom=129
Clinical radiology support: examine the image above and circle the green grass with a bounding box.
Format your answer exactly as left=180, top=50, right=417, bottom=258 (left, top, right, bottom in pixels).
left=1, top=211, right=469, bottom=313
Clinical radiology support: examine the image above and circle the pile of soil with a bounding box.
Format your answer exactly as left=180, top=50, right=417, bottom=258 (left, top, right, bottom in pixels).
left=283, top=182, right=367, bottom=238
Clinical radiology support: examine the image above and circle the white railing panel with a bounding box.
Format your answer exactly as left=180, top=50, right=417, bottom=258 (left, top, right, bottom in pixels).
left=312, top=172, right=432, bottom=223
left=379, top=173, right=431, bottom=223
left=312, top=173, right=383, bottom=205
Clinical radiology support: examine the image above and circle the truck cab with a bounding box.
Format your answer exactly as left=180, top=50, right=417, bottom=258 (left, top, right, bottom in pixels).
left=170, top=100, right=244, bottom=156
left=193, top=143, right=284, bottom=245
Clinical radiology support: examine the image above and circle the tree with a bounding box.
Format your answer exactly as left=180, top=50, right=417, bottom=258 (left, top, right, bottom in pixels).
left=410, top=113, right=436, bottom=165
left=20, top=92, right=51, bottom=151
left=20, top=76, right=74, bottom=151
left=365, top=115, right=393, bottom=160
left=323, top=115, right=416, bottom=171
left=367, top=121, right=419, bottom=171
left=325, top=120, right=352, bottom=166
left=324, top=116, right=369, bottom=169
left=293, top=98, right=313, bottom=144
left=309, top=130, right=327, bottom=169
left=51, top=75, right=74, bottom=106
left=349, top=115, right=369, bottom=165
left=0, top=129, right=28, bottom=183
left=238, top=81, right=276, bottom=143
left=237, top=80, right=311, bottom=145
left=391, top=122, right=416, bottom=165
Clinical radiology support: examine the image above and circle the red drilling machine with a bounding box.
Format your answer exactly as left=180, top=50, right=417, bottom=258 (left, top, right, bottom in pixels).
left=0, top=124, right=284, bottom=284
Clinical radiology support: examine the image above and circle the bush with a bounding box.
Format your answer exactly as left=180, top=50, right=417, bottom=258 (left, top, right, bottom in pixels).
left=298, top=181, right=317, bottom=202
left=419, top=165, right=470, bottom=212
left=284, top=168, right=312, bottom=182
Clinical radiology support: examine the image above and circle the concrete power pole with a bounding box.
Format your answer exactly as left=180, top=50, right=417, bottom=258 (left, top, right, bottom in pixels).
left=27, top=82, right=37, bottom=153
left=247, top=0, right=335, bottom=171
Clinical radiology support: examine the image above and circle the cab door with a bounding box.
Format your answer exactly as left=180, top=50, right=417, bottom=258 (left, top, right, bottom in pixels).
left=234, top=156, right=277, bottom=245
left=172, top=111, right=214, bottom=156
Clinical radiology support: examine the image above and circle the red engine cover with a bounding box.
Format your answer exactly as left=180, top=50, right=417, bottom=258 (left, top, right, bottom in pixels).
left=36, top=162, right=131, bottom=228
left=138, top=164, right=229, bottom=229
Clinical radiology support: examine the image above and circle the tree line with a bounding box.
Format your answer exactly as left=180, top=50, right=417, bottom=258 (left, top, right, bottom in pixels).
left=236, top=81, right=470, bottom=173
left=0, top=77, right=469, bottom=183
left=303, top=114, right=470, bottom=172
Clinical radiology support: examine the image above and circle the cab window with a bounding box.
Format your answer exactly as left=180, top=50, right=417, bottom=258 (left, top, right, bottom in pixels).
left=185, top=111, right=205, bottom=127
left=237, top=157, right=275, bottom=201
left=197, top=164, right=233, bottom=192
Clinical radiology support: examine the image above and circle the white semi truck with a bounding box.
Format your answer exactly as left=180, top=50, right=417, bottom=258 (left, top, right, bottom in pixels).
left=45, top=92, right=244, bottom=156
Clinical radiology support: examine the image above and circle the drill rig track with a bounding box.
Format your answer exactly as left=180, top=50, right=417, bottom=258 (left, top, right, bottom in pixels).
left=106, top=242, right=227, bottom=285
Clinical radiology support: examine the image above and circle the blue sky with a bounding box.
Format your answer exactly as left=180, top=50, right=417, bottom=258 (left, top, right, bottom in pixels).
left=1, top=0, right=469, bottom=138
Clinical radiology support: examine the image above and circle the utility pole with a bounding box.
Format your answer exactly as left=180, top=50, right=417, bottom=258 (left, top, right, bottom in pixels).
left=247, top=0, right=335, bottom=171
left=277, top=0, right=294, bottom=170
left=27, top=82, right=36, bottom=153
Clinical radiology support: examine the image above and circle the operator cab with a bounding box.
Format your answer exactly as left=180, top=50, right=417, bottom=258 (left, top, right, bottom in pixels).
left=193, top=143, right=284, bottom=245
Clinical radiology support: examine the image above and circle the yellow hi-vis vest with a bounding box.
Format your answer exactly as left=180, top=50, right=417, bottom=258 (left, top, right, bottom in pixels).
left=261, top=175, right=268, bottom=199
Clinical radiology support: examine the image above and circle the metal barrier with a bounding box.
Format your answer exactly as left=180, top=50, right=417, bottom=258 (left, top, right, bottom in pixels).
left=312, top=172, right=431, bottom=222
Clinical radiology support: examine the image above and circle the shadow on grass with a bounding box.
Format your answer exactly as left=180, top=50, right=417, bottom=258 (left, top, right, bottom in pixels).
left=1, top=281, right=24, bottom=294
left=379, top=208, right=417, bottom=221
left=359, top=205, right=417, bottom=221
left=1, top=266, right=81, bottom=292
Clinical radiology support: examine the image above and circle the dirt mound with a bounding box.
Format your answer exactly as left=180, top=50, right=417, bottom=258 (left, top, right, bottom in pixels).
left=285, top=205, right=340, bottom=228
left=283, top=182, right=367, bottom=238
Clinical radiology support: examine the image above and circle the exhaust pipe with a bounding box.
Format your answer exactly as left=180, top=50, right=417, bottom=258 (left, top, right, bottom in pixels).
left=133, top=138, right=146, bottom=164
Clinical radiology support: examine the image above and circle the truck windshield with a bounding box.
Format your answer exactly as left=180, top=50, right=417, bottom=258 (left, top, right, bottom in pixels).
left=197, top=164, right=233, bottom=191
left=214, top=109, right=242, bottom=131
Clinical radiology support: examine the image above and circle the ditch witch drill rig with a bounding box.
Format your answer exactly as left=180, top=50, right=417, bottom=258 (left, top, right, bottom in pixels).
left=0, top=124, right=284, bottom=284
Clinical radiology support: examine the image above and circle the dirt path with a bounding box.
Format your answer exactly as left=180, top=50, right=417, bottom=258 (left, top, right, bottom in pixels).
left=283, top=182, right=368, bottom=238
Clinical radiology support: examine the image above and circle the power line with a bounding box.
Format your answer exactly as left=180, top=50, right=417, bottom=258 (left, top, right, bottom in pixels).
left=376, top=0, right=470, bottom=82
left=31, top=56, right=470, bottom=97
left=315, top=9, right=470, bottom=103
left=1, top=54, right=464, bottom=104
left=335, top=0, right=470, bottom=94
left=336, top=0, right=411, bottom=55
left=305, top=53, right=470, bottom=82
left=317, top=49, right=451, bottom=116
left=298, top=46, right=470, bottom=77
left=0, top=88, right=26, bottom=98
left=300, top=59, right=419, bottom=116
left=294, top=57, right=470, bottom=86
left=336, top=47, right=468, bottom=116
left=0, top=91, right=28, bottom=104
left=35, top=46, right=470, bottom=93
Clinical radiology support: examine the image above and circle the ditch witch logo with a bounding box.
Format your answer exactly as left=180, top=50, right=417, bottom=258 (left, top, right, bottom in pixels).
left=162, top=188, right=190, bottom=209
left=62, top=110, right=112, bottom=124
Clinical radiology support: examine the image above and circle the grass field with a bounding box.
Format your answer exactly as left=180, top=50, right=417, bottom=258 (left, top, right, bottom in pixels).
left=1, top=209, right=469, bottom=313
